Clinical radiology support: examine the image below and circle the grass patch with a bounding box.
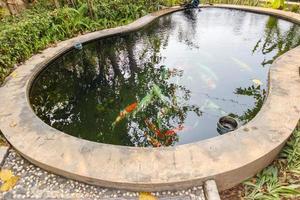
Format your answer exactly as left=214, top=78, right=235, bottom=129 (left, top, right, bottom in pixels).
left=0, top=0, right=181, bottom=85
left=244, top=123, right=300, bottom=200
left=202, top=0, right=300, bottom=13
left=0, top=1, right=300, bottom=198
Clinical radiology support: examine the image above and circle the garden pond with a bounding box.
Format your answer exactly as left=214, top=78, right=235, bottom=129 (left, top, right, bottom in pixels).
left=30, top=8, right=300, bottom=147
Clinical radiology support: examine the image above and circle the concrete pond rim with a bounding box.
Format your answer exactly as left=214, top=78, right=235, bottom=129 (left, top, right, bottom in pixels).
left=0, top=5, right=300, bottom=191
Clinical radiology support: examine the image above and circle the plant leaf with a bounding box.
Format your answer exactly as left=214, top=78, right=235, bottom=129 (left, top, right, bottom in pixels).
left=272, top=0, right=285, bottom=9
left=139, top=192, right=157, bottom=200
left=0, top=169, right=13, bottom=182
left=11, top=71, right=17, bottom=78
left=0, top=176, right=19, bottom=192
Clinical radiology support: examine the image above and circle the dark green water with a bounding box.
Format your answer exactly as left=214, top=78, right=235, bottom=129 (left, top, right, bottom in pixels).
left=30, top=8, right=300, bottom=147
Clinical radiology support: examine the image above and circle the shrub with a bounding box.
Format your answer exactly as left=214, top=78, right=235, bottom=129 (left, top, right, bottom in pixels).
left=0, top=0, right=181, bottom=84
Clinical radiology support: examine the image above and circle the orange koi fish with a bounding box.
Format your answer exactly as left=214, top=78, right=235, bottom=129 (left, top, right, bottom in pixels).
left=113, top=102, right=138, bottom=126
left=165, top=137, right=174, bottom=146
left=144, top=132, right=162, bottom=147
left=148, top=136, right=162, bottom=147
left=144, top=119, right=164, bottom=139
left=164, top=125, right=184, bottom=136
left=125, top=102, right=138, bottom=113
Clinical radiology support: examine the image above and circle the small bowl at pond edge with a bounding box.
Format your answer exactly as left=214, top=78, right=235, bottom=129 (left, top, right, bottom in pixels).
left=217, top=116, right=239, bottom=135
left=74, top=43, right=83, bottom=50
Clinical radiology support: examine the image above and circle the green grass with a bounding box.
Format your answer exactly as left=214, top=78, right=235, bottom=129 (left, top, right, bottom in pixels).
left=202, top=0, right=300, bottom=13
left=202, top=0, right=261, bottom=6
left=1, top=1, right=300, bottom=198
left=243, top=123, right=300, bottom=200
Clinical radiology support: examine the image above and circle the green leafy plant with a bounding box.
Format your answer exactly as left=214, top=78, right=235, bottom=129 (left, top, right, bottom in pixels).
left=0, top=0, right=180, bottom=85
left=271, top=0, right=285, bottom=9
left=244, top=166, right=300, bottom=200
left=0, top=7, right=9, bottom=19
left=280, top=125, right=300, bottom=175
left=202, top=0, right=260, bottom=6
left=243, top=124, right=300, bottom=199
left=290, top=4, right=300, bottom=13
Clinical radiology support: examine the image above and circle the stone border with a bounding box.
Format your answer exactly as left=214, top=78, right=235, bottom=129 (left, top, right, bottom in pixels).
left=0, top=5, right=299, bottom=192
left=0, top=146, right=9, bottom=167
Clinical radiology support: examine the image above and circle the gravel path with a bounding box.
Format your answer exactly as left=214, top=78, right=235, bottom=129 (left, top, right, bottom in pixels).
left=0, top=149, right=206, bottom=200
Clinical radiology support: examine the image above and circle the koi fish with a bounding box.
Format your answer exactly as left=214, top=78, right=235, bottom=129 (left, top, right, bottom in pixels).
left=196, top=64, right=218, bottom=89
left=148, top=136, right=162, bottom=147
left=131, top=93, right=154, bottom=117
left=144, top=119, right=164, bottom=139
left=165, top=137, right=174, bottom=146
left=200, top=99, right=227, bottom=116
left=125, top=102, right=138, bottom=112
left=198, top=64, right=218, bottom=81
left=206, top=79, right=216, bottom=90
left=132, top=84, right=170, bottom=117
left=164, top=125, right=184, bottom=136
left=231, top=57, right=252, bottom=71
left=112, top=102, right=138, bottom=126
left=144, top=132, right=162, bottom=147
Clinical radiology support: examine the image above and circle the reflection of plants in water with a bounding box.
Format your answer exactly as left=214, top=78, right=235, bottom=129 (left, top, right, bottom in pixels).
left=252, top=17, right=300, bottom=67
left=234, top=85, right=267, bottom=123
left=177, top=9, right=200, bottom=49
left=111, top=68, right=201, bottom=147
left=238, top=16, right=299, bottom=123
left=30, top=15, right=202, bottom=147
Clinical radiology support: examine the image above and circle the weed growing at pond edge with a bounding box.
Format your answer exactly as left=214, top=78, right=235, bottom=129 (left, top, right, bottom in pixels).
left=244, top=123, right=300, bottom=200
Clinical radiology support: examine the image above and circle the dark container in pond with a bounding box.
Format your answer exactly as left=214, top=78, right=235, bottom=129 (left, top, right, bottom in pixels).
left=217, top=116, right=239, bottom=135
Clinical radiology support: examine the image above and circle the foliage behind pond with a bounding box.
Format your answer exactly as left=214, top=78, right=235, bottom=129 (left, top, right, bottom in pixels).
left=0, top=0, right=181, bottom=84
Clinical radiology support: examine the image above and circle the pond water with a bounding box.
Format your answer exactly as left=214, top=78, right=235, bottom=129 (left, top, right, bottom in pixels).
left=30, top=8, right=300, bottom=147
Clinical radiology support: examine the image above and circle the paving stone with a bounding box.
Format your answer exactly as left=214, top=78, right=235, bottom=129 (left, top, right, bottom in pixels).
left=0, top=146, right=9, bottom=166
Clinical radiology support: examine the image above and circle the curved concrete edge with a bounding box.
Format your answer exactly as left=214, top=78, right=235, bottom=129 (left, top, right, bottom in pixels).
left=0, top=5, right=299, bottom=192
